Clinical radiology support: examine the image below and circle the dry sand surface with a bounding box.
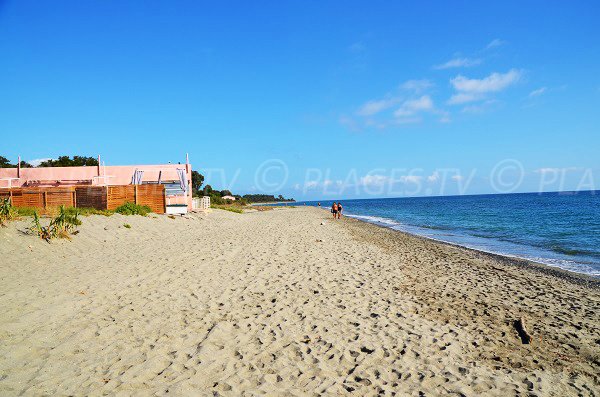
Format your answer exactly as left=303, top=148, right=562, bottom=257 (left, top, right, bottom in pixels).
left=0, top=207, right=599, bottom=396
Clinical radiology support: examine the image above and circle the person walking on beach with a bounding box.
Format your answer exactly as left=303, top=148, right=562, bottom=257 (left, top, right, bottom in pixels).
left=337, top=202, right=343, bottom=219
left=331, top=202, right=338, bottom=219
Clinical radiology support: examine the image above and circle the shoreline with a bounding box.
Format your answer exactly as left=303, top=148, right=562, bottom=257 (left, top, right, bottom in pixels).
left=341, top=211, right=600, bottom=288
left=309, top=205, right=600, bottom=283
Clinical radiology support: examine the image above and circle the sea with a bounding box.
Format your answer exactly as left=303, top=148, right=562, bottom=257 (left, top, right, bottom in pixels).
left=279, top=191, right=600, bottom=277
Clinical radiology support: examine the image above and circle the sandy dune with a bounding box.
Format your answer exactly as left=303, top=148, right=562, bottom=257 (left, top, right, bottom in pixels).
left=0, top=207, right=598, bottom=396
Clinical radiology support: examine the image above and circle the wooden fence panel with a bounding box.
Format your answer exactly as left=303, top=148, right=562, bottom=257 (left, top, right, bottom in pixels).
left=75, top=187, right=107, bottom=209
left=106, top=186, right=135, bottom=210
left=10, top=190, right=44, bottom=208
left=136, top=184, right=166, bottom=214
left=3, top=184, right=167, bottom=214
left=45, top=189, right=75, bottom=208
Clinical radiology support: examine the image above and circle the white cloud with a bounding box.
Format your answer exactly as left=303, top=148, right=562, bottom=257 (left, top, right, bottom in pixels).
left=461, top=100, right=498, bottom=114
left=452, top=175, right=464, bottom=181
left=399, top=175, right=422, bottom=183
left=349, top=80, right=436, bottom=129
left=447, top=92, right=483, bottom=105
left=359, top=174, right=389, bottom=187
left=28, top=158, right=53, bottom=167
left=450, top=69, right=522, bottom=94
left=394, top=95, right=433, bottom=117
left=392, top=117, right=422, bottom=125
left=486, top=39, right=506, bottom=49
left=401, top=79, right=434, bottom=93
left=535, top=167, right=579, bottom=174
left=357, top=97, right=399, bottom=116
left=427, top=171, right=440, bottom=182
left=359, top=173, right=423, bottom=187
left=323, top=179, right=343, bottom=187
left=529, top=87, right=547, bottom=97
left=434, top=57, right=482, bottom=70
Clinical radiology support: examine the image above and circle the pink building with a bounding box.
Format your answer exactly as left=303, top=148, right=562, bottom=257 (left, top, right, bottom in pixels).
left=0, top=155, right=193, bottom=210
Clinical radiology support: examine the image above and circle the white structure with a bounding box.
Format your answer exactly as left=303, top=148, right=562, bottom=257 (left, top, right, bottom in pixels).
left=222, top=195, right=236, bottom=201
left=192, top=196, right=211, bottom=211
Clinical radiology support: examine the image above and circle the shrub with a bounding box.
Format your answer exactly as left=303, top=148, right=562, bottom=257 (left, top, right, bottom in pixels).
left=123, top=223, right=131, bottom=229
left=209, top=194, right=224, bottom=205
left=211, top=204, right=243, bottom=214
left=115, top=202, right=152, bottom=216
left=29, top=205, right=81, bottom=241
left=66, top=207, right=113, bottom=217
left=0, top=198, right=17, bottom=226
left=15, top=207, right=38, bottom=217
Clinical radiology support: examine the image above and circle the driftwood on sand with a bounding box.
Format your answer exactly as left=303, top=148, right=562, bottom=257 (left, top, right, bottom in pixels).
left=515, top=317, right=532, bottom=344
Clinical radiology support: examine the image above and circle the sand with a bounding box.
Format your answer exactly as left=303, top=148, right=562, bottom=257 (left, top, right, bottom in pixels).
left=0, top=207, right=598, bottom=396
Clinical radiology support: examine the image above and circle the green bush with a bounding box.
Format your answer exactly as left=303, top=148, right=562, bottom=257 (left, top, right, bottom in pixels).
left=30, top=206, right=81, bottom=241
left=211, top=204, right=243, bottom=213
left=15, top=207, right=38, bottom=217
left=123, top=223, right=131, bottom=229
left=209, top=194, right=224, bottom=205
left=66, top=207, right=114, bottom=217
left=115, top=202, right=152, bottom=216
left=0, top=198, right=17, bottom=225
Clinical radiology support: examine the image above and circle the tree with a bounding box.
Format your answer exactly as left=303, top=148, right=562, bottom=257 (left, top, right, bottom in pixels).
left=0, top=156, right=31, bottom=168
left=191, top=171, right=204, bottom=196
left=220, top=190, right=232, bottom=197
left=38, top=155, right=98, bottom=167
left=202, top=184, right=213, bottom=196
left=0, top=156, right=12, bottom=168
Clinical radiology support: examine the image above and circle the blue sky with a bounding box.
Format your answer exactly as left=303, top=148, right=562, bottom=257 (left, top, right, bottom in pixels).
left=1, top=1, right=599, bottom=199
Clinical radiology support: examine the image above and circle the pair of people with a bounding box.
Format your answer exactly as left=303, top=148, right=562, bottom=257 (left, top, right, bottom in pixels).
left=331, top=202, right=343, bottom=219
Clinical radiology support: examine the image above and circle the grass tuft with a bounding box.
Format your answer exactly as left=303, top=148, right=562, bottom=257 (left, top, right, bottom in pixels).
left=29, top=206, right=81, bottom=242
left=212, top=204, right=244, bottom=213
left=115, top=202, right=152, bottom=216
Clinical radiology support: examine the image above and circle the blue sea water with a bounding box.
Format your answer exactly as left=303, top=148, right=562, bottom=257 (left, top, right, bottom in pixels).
left=284, top=191, right=600, bottom=277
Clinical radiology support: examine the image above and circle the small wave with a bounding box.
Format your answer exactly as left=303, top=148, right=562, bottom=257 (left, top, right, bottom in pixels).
left=546, top=245, right=600, bottom=259
left=549, top=245, right=585, bottom=256
left=347, top=214, right=401, bottom=226
left=419, top=224, right=452, bottom=231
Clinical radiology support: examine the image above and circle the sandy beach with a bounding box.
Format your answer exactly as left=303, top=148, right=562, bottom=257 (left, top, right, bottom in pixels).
left=0, top=207, right=598, bottom=396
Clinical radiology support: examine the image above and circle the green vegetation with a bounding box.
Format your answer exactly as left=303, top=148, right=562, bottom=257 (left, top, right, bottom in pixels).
left=15, top=207, right=38, bottom=217
left=123, top=223, right=131, bottom=229
left=13, top=206, right=113, bottom=217
left=191, top=170, right=205, bottom=196
left=0, top=156, right=31, bottom=168
left=242, top=194, right=294, bottom=203
left=65, top=207, right=113, bottom=217
left=1, top=154, right=97, bottom=168
left=115, top=202, right=152, bottom=216
left=0, top=198, right=17, bottom=226
left=211, top=204, right=244, bottom=214
left=29, top=206, right=81, bottom=241
left=38, top=156, right=98, bottom=167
